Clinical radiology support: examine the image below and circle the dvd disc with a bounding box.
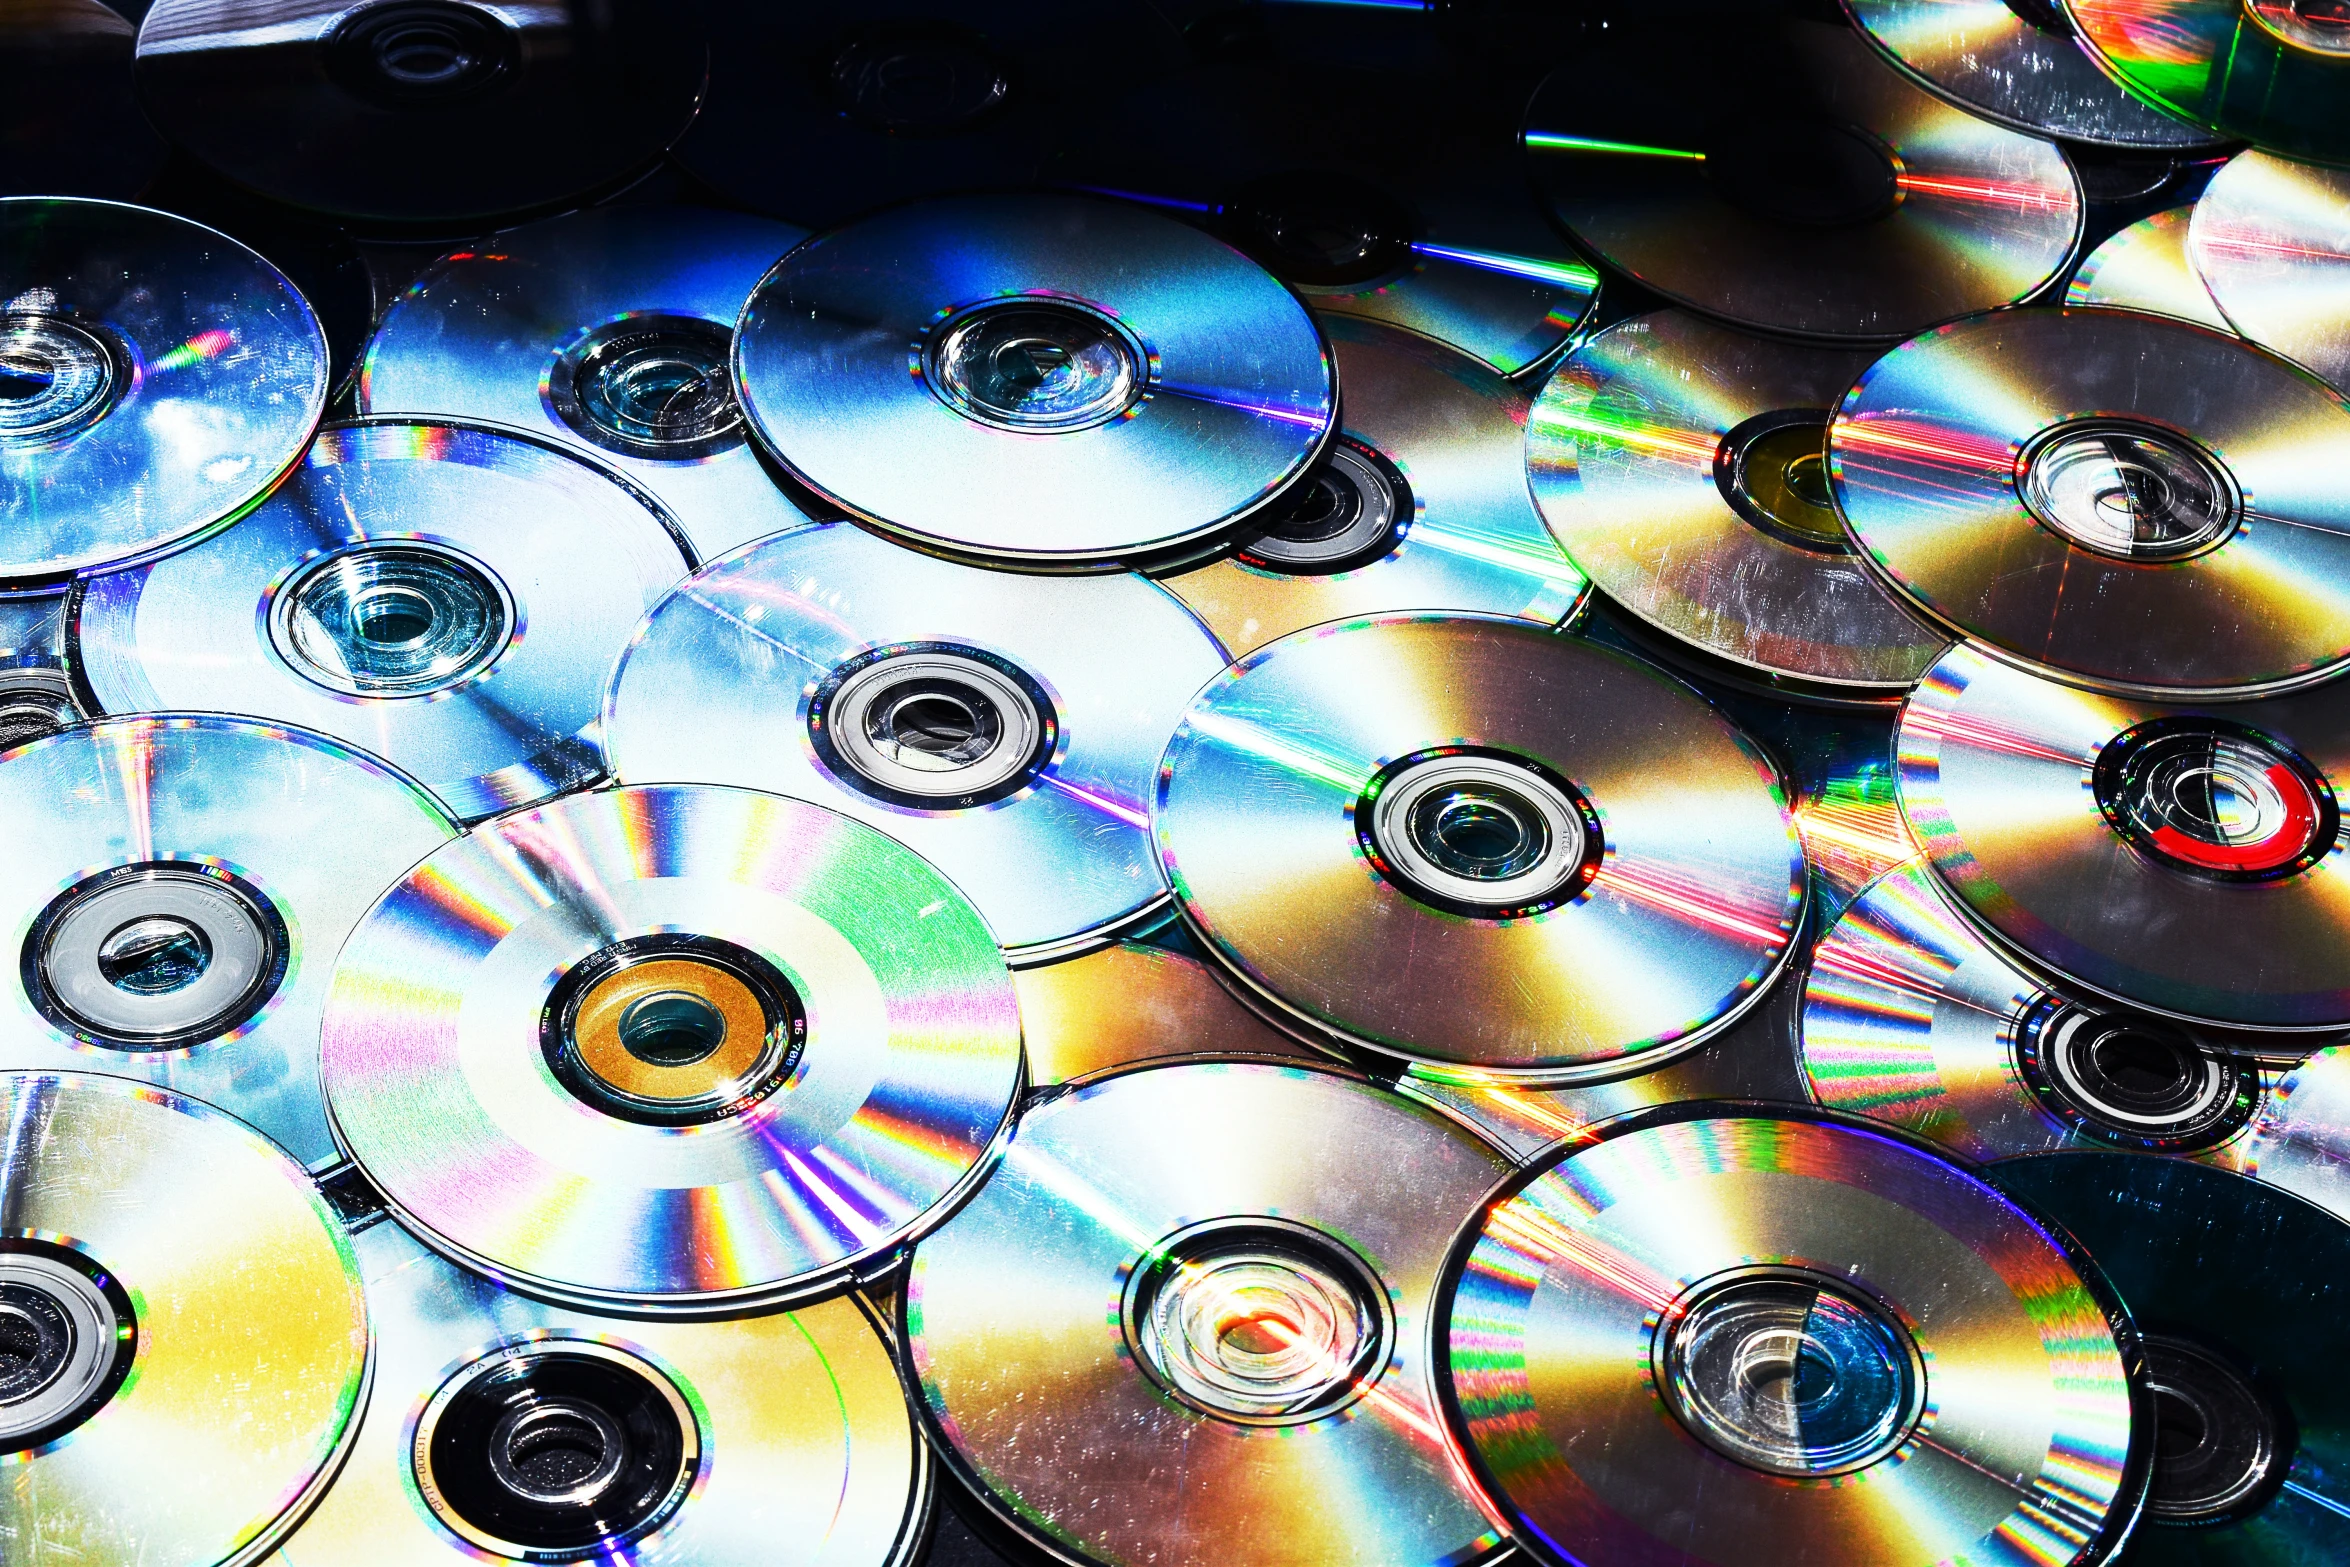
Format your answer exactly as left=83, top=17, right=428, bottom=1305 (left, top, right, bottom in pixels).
left=674, top=0, right=1182, bottom=230
left=1991, top=1152, right=2350, bottom=1562
left=1833, top=307, right=2350, bottom=697
left=906, top=1060, right=1513, bottom=1567
left=604, top=520, right=1227, bottom=962
left=1803, top=860, right=2286, bottom=1164
left=1521, top=20, right=2082, bottom=342
left=1013, top=940, right=1321, bottom=1088
left=732, top=193, right=1335, bottom=568
left=1154, top=615, right=1805, bottom=1080
left=1, top=0, right=168, bottom=199
left=1898, top=642, right=2350, bottom=1030
left=133, top=0, right=706, bottom=229
left=276, top=1216, right=928, bottom=1566
left=72, top=418, right=689, bottom=821
left=359, top=206, right=816, bottom=565
left=0, top=1071, right=369, bottom=1565
left=0, top=715, right=455, bottom=1169
left=2189, top=149, right=2350, bottom=396
left=0, top=197, right=327, bottom=584
left=1846, top=0, right=2220, bottom=147
left=1529, top=311, right=1949, bottom=693
left=1442, top=1107, right=2143, bottom=1567
left=2066, top=207, right=2234, bottom=328
left=320, top=782, right=1022, bottom=1313
left=2066, top=0, right=2350, bottom=165
left=1160, top=316, right=1588, bottom=658
left=2246, top=1041, right=2350, bottom=1225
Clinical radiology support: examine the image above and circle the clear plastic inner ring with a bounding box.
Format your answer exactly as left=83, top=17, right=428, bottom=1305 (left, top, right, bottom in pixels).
left=1371, top=756, right=1587, bottom=910
left=485, top=1399, right=630, bottom=1507
left=38, top=869, right=275, bottom=1044
left=0, top=1255, right=122, bottom=1448
left=0, top=315, right=117, bottom=443
left=928, top=300, right=1145, bottom=433
left=2142, top=1334, right=2286, bottom=1522
left=824, top=652, right=1044, bottom=800
left=272, top=541, right=514, bottom=698
left=2035, top=1003, right=2236, bottom=1134
left=2017, top=421, right=2238, bottom=560
left=1245, top=441, right=1403, bottom=570
left=2245, top=0, right=2350, bottom=54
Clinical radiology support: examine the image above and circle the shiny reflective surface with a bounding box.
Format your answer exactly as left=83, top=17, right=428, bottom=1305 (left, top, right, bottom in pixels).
left=1445, top=1112, right=2139, bottom=1567
left=605, top=521, right=1228, bottom=961
left=0, top=198, right=325, bottom=581
left=907, top=1061, right=1512, bottom=1567
left=1531, top=311, right=1948, bottom=690
left=1155, top=616, right=1804, bottom=1079
left=2190, top=150, right=2350, bottom=397
left=361, top=207, right=818, bottom=564
left=1897, top=644, right=2350, bottom=1028
left=320, top=784, right=1022, bottom=1312
left=733, top=194, right=1334, bottom=565
left=2066, top=208, right=2234, bottom=328
left=1164, top=317, right=1587, bottom=657
left=1524, top=21, right=2082, bottom=341
left=74, top=420, right=687, bottom=821
left=274, top=1220, right=927, bottom=1566
left=0, top=1072, right=367, bottom=1566
left=2067, top=0, right=2350, bottom=165
left=1011, top=941, right=1319, bottom=1088
left=1834, top=308, right=2350, bottom=696
left=2247, top=1042, right=2350, bottom=1224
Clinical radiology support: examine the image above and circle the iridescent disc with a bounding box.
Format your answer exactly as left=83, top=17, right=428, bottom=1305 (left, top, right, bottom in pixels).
left=1804, top=860, right=2286, bottom=1164
left=360, top=206, right=818, bottom=564
left=2067, top=206, right=2234, bottom=329
left=1795, top=745, right=1925, bottom=907
left=1013, top=941, right=1321, bottom=1088
left=1846, top=0, right=2219, bottom=146
left=1530, top=311, right=1948, bottom=692
left=1162, top=317, right=1587, bottom=658
left=134, top=0, right=705, bottom=228
left=1, top=0, right=167, bottom=199
left=0, top=1072, right=368, bottom=1566
left=732, top=193, right=1335, bottom=567
left=2190, top=149, right=2350, bottom=396
left=275, top=1217, right=927, bottom=1567
left=1833, top=307, right=2350, bottom=698
left=2066, top=0, right=2350, bottom=165
left=0, top=198, right=326, bottom=583
left=0, top=715, right=455, bottom=1168
left=320, top=783, right=1022, bottom=1313
left=1522, top=20, right=2082, bottom=342
left=1898, top=643, right=2350, bottom=1029
left=73, top=419, right=688, bottom=821
left=1443, top=1109, right=2142, bottom=1567
left=604, top=521, right=1228, bottom=961
left=1991, top=1153, right=2350, bottom=1561
left=907, top=1060, right=1513, bottom=1567
left=1154, top=616, right=1805, bottom=1080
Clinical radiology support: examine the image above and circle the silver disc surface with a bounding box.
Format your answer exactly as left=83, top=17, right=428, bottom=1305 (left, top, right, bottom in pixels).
left=0, top=197, right=326, bottom=583
left=2190, top=149, right=2350, bottom=397
left=2066, top=207, right=2234, bottom=328
left=73, top=418, right=688, bottom=820
left=359, top=205, right=819, bottom=564
left=732, top=193, right=1335, bottom=566
left=605, top=520, right=1229, bottom=961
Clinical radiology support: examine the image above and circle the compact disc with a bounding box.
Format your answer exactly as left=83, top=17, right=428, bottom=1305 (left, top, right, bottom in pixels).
left=906, top=1060, right=1513, bottom=1567
left=1, top=0, right=168, bottom=199
left=2066, top=207, right=2234, bottom=329
left=1803, top=860, right=2285, bottom=1164
left=0, top=1071, right=369, bottom=1564
left=2190, top=150, right=2350, bottom=396
left=1522, top=19, right=2082, bottom=342
left=0, top=197, right=327, bottom=584
left=732, top=192, right=1334, bottom=568
left=0, top=714, right=455, bottom=1169
left=1160, top=316, right=1588, bottom=657
left=320, top=783, right=1022, bottom=1313
left=604, top=519, right=1228, bottom=962
left=1443, top=1107, right=2143, bottom=1567
left=1833, top=307, right=2350, bottom=697
left=2245, top=1042, right=2350, bottom=1226
left=360, top=206, right=816, bottom=565
left=276, top=1216, right=927, bottom=1566
left=133, top=0, right=706, bottom=229
left=1897, top=642, right=2350, bottom=1030
left=2067, top=0, right=2350, bottom=165
left=72, top=418, right=688, bottom=821
left=1013, top=940, right=1320, bottom=1088
left=1154, top=615, right=1805, bottom=1080
left=1846, top=0, right=2220, bottom=146
left=1992, top=1153, right=2350, bottom=1561
left=675, top=0, right=1182, bottom=229
left=1529, top=311, right=1948, bottom=693
left=1794, top=745, right=1925, bottom=907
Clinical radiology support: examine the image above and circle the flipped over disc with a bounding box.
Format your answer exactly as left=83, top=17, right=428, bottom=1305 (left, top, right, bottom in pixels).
left=2067, top=0, right=2350, bottom=166
left=2190, top=150, right=2350, bottom=396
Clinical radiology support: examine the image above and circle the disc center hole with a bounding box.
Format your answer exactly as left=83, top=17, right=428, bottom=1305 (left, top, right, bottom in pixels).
left=2153, top=1385, right=2211, bottom=1462
left=1132, top=1231, right=1388, bottom=1423
left=931, top=302, right=1143, bottom=432
left=2141, top=1335, right=2288, bottom=1522
left=486, top=1397, right=629, bottom=1506
left=277, top=543, right=512, bottom=699
left=866, top=677, right=1004, bottom=771
left=615, top=991, right=728, bottom=1069
left=2018, top=422, right=2237, bottom=559
left=1718, top=411, right=1849, bottom=554
left=1411, top=786, right=1548, bottom=881
left=351, top=583, right=439, bottom=648
left=0, top=1290, right=70, bottom=1402
left=2088, top=1029, right=2195, bottom=1102
left=0, top=316, right=117, bottom=441
left=2247, top=0, right=2350, bottom=52
left=95, top=915, right=213, bottom=996
left=328, top=1, right=520, bottom=104
left=2094, top=720, right=2330, bottom=879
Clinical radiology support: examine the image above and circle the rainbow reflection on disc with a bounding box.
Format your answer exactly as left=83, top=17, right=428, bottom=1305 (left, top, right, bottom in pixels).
left=2066, top=0, right=2350, bottom=165
left=1442, top=1108, right=2142, bottom=1567
left=906, top=1060, right=1513, bottom=1567
left=2190, top=149, right=2350, bottom=397
left=320, top=783, right=1023, bottom=1314
left=2066, top=207, right=2233, bottom=328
